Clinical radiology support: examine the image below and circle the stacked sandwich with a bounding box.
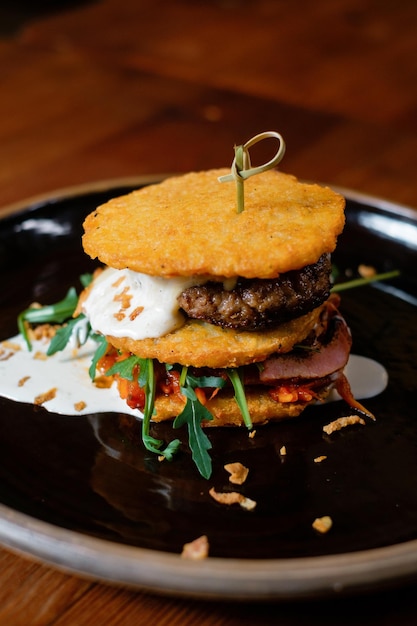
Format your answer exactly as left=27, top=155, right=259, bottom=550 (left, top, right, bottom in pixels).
left=80, top=167, right=351, bottom=428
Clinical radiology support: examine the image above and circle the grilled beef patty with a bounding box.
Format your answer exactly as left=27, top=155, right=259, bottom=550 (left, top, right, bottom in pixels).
left=178, top=254, right=332, bottom=331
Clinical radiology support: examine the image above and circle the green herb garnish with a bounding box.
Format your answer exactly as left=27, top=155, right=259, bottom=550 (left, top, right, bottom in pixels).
left=172, top=365, right=227, bottom=478
left=227, top=368, right=253, bottom=430
left=174, top=385, right=214, bottom=479
left=79, top=273, right=94, bottom=288
left=185, top=372, right=227, bottom=390
left=331, top=270, right=400, bottom=292
left=47, top=313, right=90, bottom=355
left=106, top=356, right=180, bottom=462
left=88, top=334, right=109, bottom=380
left=18, top=286, right=79, bottom=350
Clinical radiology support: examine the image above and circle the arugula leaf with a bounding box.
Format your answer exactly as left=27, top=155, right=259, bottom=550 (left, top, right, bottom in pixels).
left=170, top=366, right=216, bottom=478
left=142, top=433, right=180, bottom=461
left=79, top=273, right=93, bottom=288
left=106, top=354, right=142, bottom=381
left=139, top=358, right=181, bottom=462
left=45, top=312, right=106, bottom=381
left=107, top=356, right=180, bottom=462
left=174, top=387, right=213, bottom=479
left=227, top=368, right=253, bottom=430
left=137, top=357, right=154, bottom=419
left=18, top=287, right=79, bottom=350
left=88, top=334, right=109, bottom=380
left=185, top=373, right=226, bottom=390
left=47, top=314, right=90, bottom=356
left=22, top=287, right=78, bottom=324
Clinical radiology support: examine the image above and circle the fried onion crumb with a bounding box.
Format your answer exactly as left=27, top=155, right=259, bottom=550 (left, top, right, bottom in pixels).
left=28, top=323, right=57, bottom=341
left=181, top=535, right=209, bottom=560
left=74, top=401, right=87, bottom=412
left=34, top=388, right=57, bottom=405
left=18, top=376, right=31, bottom=387
left=358, top=264, right=376, bottom=278
left=323, top=415, right=366, bottom=435
left=94, top=375, right=113, bottom=389
left=209, top=487, right=256, bottom=511
left=224, top=462, right=249, bottom=485
left=314, top=455, right=327, bottom=463
left=312, top=516, right=333, bottom=534
left=1, top=341, right=21, bottom=352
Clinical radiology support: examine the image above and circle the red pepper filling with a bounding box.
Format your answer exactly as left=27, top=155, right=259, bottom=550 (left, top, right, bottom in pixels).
left=97, top=349, right=182, bottom=411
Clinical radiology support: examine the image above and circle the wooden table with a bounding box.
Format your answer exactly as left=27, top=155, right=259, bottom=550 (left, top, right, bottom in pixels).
left=0, top=0, right=416, bottom=623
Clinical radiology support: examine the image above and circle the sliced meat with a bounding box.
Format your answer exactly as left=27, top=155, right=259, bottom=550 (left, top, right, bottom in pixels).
left=178, top=254, right=331, bottom=331
left=259, top=311, right=352, bottom=382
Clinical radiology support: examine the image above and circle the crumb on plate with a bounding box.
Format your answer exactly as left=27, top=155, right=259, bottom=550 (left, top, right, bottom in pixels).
left=181, top=535, right=209, bottom=560
left=224, top=462, right=249, bottom=485
left=312, top=516, right=333, bottom=534
left=209, top=487, right=256, bottom=511
left=323, top=415, right=366, bottom=435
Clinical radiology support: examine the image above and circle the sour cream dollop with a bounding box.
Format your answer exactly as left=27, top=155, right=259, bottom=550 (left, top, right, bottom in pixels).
left=82, top=267, right=204, bottom=340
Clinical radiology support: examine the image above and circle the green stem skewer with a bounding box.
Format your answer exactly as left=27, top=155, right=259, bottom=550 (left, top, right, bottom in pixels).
left=235, top=144, right=245, bottom=214
left=218, top=131, right=286, bottom=213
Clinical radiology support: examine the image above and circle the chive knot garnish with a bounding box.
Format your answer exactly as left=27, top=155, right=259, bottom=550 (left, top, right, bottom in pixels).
left=218, top=130, right=286, bottom=213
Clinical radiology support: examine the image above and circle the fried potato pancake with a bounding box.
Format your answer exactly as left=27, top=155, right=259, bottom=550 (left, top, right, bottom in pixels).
left=153, top=388, right=324, bottom=426
left=83, top=169, right=345, bottom=279
left=105, top=302, right=326, bottom=368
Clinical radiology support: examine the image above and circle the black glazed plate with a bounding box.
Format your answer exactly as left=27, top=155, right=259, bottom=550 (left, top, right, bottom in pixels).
left=0, top=178, right=416, bottom=600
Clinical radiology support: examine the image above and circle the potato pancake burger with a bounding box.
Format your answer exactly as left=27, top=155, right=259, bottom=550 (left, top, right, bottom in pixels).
left=71, top=133, right=372, bottom=477
left=81, top=161, right=353, bottom=410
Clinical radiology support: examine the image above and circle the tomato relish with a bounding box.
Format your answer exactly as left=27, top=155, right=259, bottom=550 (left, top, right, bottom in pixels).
left=268, top=383, right=317, bottom=404
left=97, top=349, right=182, bottom=411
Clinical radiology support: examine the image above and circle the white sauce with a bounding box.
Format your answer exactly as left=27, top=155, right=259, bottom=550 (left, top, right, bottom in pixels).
left=0, top=334, right=388, bottom=419
left=328, top=354, right=388, bottom=403
left=0, top=335, right=141, bottom=418
left=82, top=267, right=204, bottom=340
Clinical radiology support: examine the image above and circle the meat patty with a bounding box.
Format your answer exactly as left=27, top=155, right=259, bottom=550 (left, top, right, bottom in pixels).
left=178, top=254, right=332, bottom=331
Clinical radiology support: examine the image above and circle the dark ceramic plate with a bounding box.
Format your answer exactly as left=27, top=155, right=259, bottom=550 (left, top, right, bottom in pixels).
left=0, top=179, right=416, bottom=601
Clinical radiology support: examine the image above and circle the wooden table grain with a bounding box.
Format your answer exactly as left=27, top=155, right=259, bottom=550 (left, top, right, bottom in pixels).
left=0, top=1, right=416, bottom=623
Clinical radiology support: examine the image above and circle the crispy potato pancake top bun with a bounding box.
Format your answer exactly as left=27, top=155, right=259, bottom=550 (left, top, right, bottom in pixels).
left=82, top=169, right=345, bottom=279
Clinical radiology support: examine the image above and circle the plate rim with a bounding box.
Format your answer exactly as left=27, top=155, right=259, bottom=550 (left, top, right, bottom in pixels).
left=1, top=178, right=416, bottom=601
left=2, top=501, right=417, bottom=601
left=0, top=176, right=170, bottom=220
